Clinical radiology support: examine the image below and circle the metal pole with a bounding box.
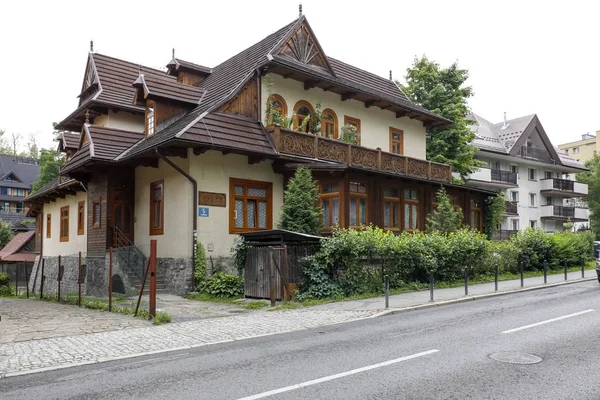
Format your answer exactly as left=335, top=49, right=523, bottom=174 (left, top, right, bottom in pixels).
left=494, top=263, right=499, bottom=292
left=543, top=259, right=547, bottom=284
left=564, top=259, right=568, bottom=281
left=109, top=248, right=113, bottom=312
left=26, top=264, right=29, bottom=298
left=464, top=267, right=469, bottom=296
left=582, top=256, right=585, bottom=278
left=40, top=258, right=45, bottom=299
left=15, top=264, right=19, bottom=297
left=57, top=255, right=61, bottom=303
left=384, top=275, right=389, bottom=309
left=149, top=240, right=157, bottom=318
left=78, top=252, right=82, bottom=307
left=520, top=259, right=524, bottom=288
left=429, top=271, right=434, bottom=302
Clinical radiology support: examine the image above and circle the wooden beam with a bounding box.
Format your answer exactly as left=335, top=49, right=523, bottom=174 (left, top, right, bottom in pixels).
left=222, top=151, right=231, bottom=155
left=163, top=147, right=188, bottom=158
left=322, top=86, right=334, bottom=92
left=283, top=73, right=294, bottom=79
left=192, top=148, right=208, bottom=156
left=380, top=105, right=392, bottom=110
left=407, top=112, right=421, bottom=118
left=304, top=80, right=320, bottom=90
left=396, top=111, right=408, bottom=118
left=364, top=100, right=376, bottom=108
left=341, top=92, right=356, bottom=101
left=248, top=155, right=265, bottom=165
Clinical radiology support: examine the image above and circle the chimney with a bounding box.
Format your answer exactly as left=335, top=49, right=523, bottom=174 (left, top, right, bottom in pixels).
left=501, top=112, right=509, bottom=129
left=582, top=132, right=596, bottom=140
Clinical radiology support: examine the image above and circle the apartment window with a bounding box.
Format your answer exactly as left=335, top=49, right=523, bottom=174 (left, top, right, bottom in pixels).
left=321, top=182, right=340, bottom=227
left=93, top=200, right=101, bottom=228
left=146, top=100, right=155, bottom=137
left=493, top=161, right=500, bottom=170
left=529, top=193, right=536, bottom=207
left=510, top=165, right=518, bottom=174
left=150, top=180, right=164, bottom=235
left=321, top=109, right=338, bottom=139
left=546, top=196, right=553, bottom=206
left=404, top=189, right=419, bottom=231
left=544, top=171, right=552, bottom=179
left=293, top=101, right=314, bottom=132
left=230, top=178, right=272, bottom=233
left=349, top=182, right=368, bottom=227
left=389, top=128, right=404, bottom=155
left=78, top=201, right=85, bottom=235
left=511, top=219, right=519, bottom=231
left=267, top=94, right=287, bottom=119
left=383, top=187, right=400, bottom=230
left=511, top=191, right=519, bottom=202
left=530, top=220, right=537, bottom=229
left=573, top=147, right=579, bottom=154
left=470, top=199, right=482, bottom=232
left=60, top=206, right=69, bottom=242
left=528, top=168, right=536, bottom=180
left=344, top=116, right=361, bottom=145
left=46, top=214, right=51, bottom=238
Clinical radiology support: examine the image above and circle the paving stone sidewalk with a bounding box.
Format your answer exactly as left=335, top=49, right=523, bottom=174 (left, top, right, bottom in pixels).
left=0, top=309, right=377, bottom=378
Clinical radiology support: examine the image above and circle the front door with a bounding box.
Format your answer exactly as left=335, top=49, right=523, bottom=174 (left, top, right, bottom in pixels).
left=113, top=191, right=134, bottom=246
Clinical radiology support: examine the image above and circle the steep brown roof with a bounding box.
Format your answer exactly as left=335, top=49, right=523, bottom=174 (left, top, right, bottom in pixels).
left=61, top=132, right=81, bottom=149
left=133, top=72, right=204, bottom=104
left=0, top=231, right=35, bottom=261
left=61, top=144, right=91, bottom=174
left=166, top=58, right=212, bottom=75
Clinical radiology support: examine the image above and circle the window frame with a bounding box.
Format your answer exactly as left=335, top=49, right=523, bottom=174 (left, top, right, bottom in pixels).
left=470, top=199, right=482, bottom=233
left=530, top=220, right=537, bottom=229
left=92, top=199, right=101, bottom=228
left=403, top=189, right=420, bottom=232
left=389, top=127, right=404, bottom=155
left=348, top=181, right=368, bottom=228
left=60, top=206, right=69, bottom=242
left=511, top=219, right=520, bottom=231
left=150, top=180, right=164, bottom=236
left=46, top=213, right=51, bottom=238
left=529, top=193, right=537, bottom=207
left=146, top=100, right=156, bottom=137
left=292, top=100, right=315, bottom=132
left=528, top=168, right=536, bottom=181
left=267, top=94, right=288, bottom=119
left=321, top=108, right=338, bottom=139
left=320, top=181, right=341, bottom=229
left=78, top=201, right=85, bottom=235
left=383, top=185, right=401, bottom=231
left=229, top=178, right=273, bottom=234
left=344, top=116, right=361, bottom=145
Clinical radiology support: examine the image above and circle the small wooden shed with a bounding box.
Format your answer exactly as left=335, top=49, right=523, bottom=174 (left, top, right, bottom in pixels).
left=240, top=230, right=321, bottom=300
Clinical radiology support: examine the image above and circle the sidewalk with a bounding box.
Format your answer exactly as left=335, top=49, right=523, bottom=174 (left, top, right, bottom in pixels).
left=312, top=269, right=598, bottom=312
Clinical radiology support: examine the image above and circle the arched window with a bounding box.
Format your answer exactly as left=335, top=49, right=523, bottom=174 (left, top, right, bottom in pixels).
left=293, top=100, right=314, bottom=132
left=321, top=108, right=338, bottom=139
left=267, top=94, right=287, bottom=118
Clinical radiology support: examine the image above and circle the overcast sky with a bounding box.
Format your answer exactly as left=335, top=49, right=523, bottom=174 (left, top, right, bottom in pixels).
left=0, top=0, right=597, bottom=152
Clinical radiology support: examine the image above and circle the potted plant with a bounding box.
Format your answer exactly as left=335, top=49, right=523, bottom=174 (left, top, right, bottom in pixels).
left=340, top=124, right=359, bottom=145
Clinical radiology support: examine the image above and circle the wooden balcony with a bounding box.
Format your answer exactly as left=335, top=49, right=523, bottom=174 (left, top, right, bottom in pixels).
left=270, top=127, right=452, bottom=183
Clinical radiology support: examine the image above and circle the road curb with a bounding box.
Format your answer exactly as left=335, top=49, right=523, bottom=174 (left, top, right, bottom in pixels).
left=375, top=277, right=597, bottom=317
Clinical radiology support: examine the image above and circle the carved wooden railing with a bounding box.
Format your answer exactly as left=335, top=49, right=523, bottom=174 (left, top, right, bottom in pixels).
left=270, top=127, right=452, bottom=182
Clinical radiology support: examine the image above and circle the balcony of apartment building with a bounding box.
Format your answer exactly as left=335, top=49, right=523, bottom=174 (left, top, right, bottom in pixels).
left=540, top=178, right=588, bottom=197
left=504, top=200, right=518, bottom=215
left=518, top=145, right=554, bottom=164
left=464, top=167, right=518, bottom=189
left=540, top=204, right=589, bottom=222
left=493, top=229, right=519, bottom=241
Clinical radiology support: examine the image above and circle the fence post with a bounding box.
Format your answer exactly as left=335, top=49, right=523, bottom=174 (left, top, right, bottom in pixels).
left=582, top=256, right=585, bottom=278
left=57, top=255, right=61, bottom=303
left=429, top=271, right=434, bottom=302
left=40, top=258, right=45, bottom=299
left=15, top=264, right=19, bottom=297
left=494, top=263, right=499, bottom=292
left=78, top=252, right=82, bottom=307
left=464, top=267, right=469, bottom=296
left=384, top=275, right=389, bottom=309
left=149, top=240, right=157, bottom=318
left=543, top=259, right=547, bottom=284
left=26, top=264, right=30, bottom=298
left=564, top=259, right=568, bottom=281
left=520, top=258, right=524, bottom=288
left=109, top=248, right=113, bottom=312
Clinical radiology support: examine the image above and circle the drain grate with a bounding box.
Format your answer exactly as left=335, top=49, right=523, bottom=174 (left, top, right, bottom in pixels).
left=489, top=352, right=542, bottom=364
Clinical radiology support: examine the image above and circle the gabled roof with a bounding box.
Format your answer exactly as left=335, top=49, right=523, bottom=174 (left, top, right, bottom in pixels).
left=132, top=71, right=205, bottom=105
left=57, top=132, right=81, bottom=152
left=0, top=154, right=40, bottom=188
left=166, top=58, right=212, bottom=75
left=0, top=231, right=35, bottom=262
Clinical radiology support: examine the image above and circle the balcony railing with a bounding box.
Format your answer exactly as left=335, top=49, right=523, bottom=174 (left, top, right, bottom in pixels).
left=493, top=230, right=519, bottom=241
left=505, top=201, right=518, bottom=214
left=551, top=205, right=575, bottom=218
left=540, top=178, right=587, bottom=195
left=270, top=127, right=452, bottom=182
left=491, top=169, right=518, bottom=185
left=518, top=146, right=554, bottom=163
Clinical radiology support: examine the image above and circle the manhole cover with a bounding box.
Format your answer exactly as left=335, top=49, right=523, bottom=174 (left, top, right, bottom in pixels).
left=489, top=352, right=542, bottom=364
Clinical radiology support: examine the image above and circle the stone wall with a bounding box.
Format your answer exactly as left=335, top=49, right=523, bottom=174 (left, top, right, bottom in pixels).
left=159, top=258, right=194, bottom=295
left=28, top=255, right=87, bottom=297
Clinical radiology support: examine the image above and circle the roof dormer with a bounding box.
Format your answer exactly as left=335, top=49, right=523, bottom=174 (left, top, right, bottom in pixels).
left=166, top=51, right=212, bottom=86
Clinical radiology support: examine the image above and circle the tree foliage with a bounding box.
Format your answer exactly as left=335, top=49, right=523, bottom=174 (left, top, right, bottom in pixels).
left=400, top=56, right=484, bottom=178
left=576, top=155, right=600, bottom=238
left=32, top=149, right=65, bottom=193
left=0, top=220, right=14, bottom=248
left=426, top=187, right=463, bottom=233
left=484, top=192, right=506, bottom=240
left=279, top=167, right=323, bottom=235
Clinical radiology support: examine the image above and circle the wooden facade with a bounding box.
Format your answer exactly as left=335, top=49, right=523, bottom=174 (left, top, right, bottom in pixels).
left=220, top=81, right=258, bottom=120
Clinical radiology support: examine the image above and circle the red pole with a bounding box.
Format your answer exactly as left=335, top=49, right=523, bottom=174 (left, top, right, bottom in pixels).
left=109, top=247, right=113, bottom=312
left=78, top=252, right=82, bottom=307
left=26, top=264, right=30, bottom=298
left=149, top=240, right=157, bottom=318
left=57, top=255, right=61, bottom=303
left=40, top=258, right=45, bottom=299
left=15, top=264, right=19, bottom=297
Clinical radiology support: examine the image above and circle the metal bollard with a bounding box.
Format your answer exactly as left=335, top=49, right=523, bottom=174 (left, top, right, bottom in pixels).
left=582, top=257, right=585, bottom=278
left=564, top=259, right=568, bottom=281
left=494, top=263, right=499, bottom=292
left=464, top=267, right=469, bottom=296
left=543, top=259, right=547, bottom=284
left=384, top=275, right=389, bottom=309
left=520, top=260, right=524, bottom=288
left=429, top=271, right=434, bottom=302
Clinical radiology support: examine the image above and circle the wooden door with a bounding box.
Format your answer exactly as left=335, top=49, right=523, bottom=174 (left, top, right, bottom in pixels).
left=113, top=191, right=134, bottom=245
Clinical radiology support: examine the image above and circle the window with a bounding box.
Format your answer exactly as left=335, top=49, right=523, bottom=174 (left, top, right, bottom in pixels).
left=320, top=182, right=340, bottom=227
left=529, top=193, right=536, bottom=207
left=146, top=100, right=156, bottom=137
left=344, top=116, right=361, bottom=145
left=389, top=128, right=404, bottom=155
left=544, top=171, right=552, bottom=179
left=150, top=180, right=164, bottom=235
left=530, top=220, right=537, bottom=229
left=46, top=214, right=51, bottom=238
left=528, top=168, right=536, bottom=180
left=60, top=206, right=69, bottom=242
left=230, top=178, right=272, bottom=233
left=267, top=94, right=287, bottom=119
left=546, top=196, right=553, bottom=206
left=321, top=109, right=338, bottom=139
left=511, top=191, right=519, bottom=202
left=349, top=182, right=368, bottom=227
left=93, top=200, right=101, bottom=228
left=470, top=199, right=482, bottom=232
left=78, top=201, right=85, bottom=235
left=383, top=187, right=400, bottom=230
left=293, top=101, right=314, bottom=132
left=404, top=189, right=419, bottom=231
left=512, top=219, right=519, bottom=231
left=573, top=147, right=579, bottom=154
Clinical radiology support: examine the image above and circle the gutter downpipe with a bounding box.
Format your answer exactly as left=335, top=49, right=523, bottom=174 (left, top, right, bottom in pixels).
left=155, top=149, right=198, bottom=271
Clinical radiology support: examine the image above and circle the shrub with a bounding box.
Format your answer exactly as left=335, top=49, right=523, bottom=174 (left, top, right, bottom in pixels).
left=231, top=236, right=248, bottom=275
left=0, top=285, right=12, bottom=297
left=297, top=255, right=342, bottom=300
left=201, top=272, right=244, bottom=298
left=550, top=230, right=594, bottom=267
left=510, top=228, right=554, bottom=271
left=484, top=240, right=520, bottom=274
left=0, top=272, right=9, bottom=287
left=194, top=242, right=207, bottom=290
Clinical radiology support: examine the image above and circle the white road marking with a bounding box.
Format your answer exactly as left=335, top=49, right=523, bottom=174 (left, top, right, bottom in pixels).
left=502, top=309, right=595, bottom=334
left=237, top=349, right=440, bottom=400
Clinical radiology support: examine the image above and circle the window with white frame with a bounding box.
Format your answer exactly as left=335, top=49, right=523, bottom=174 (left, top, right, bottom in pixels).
left=573, top=147, right=579, bottom=154
left=511, top=191, right=519, bottom=202
left=546, top=195, right=552, bottom=206
left=529, top=193, right=536, bottom=207
left=528, top=168, right=536, bottom=180
left=544, top=171, right=552, bottom=179
left=511, top=219, right=519, bottom=230
left=510, top=165, right=518, bottom=174
left=530, top=220, right=537, bottom=229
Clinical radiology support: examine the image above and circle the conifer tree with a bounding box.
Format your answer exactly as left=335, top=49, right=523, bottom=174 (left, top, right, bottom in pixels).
left=427, top=187, right=463, bottom=233
left=279, top=167, right=322, bottom=235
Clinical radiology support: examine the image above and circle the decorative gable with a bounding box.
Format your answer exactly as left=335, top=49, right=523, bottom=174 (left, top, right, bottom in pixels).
left=3, top=172, right=20, bottom=182
left=274, top=19, right=335, bottom=75
left=79, top=55, right=101, bottom=104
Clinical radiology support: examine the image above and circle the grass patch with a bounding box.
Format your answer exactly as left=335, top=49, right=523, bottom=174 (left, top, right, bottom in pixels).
left=184, top=293, right=244, bottom=304
left=240, top=301, right=269, bottom=310
left=266, top=302, right=301, bottom=312
left=153, top=312, right=172, bottom=325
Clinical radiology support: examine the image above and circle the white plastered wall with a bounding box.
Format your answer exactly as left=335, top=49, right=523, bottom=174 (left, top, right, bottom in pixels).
left=94, top=110, right=144, bottom=133
left=261, top=73, right=427, bottom=159
left=42, top=191, right=87, bottom=257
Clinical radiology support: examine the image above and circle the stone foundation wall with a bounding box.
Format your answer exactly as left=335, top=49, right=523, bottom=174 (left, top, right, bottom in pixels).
left=205, top=255, right=238, bottom=276
left=159, top=258, right=194, bottom=295
left=28, top=255, right=88, bottom=297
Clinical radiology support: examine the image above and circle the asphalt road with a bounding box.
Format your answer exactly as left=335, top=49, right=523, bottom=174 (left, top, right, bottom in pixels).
left=3, top=281, right=600, bottom=400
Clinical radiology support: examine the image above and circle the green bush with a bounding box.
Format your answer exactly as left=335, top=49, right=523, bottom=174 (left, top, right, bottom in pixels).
left=484, top=240, right=520, bottom=274
left=510, top=228, right=554, bottom=271
left=0, top=285, right=12, bottom=297
left=550, top=230, right=594, bottom=267
left=194, top=242, right=207, bottom=290
left=297, top=255, right=342, bottom=300
left=0, top=272, right=9, bottom=287
left=230, top=236, right=248, bottom=275
left=201, top=272, right=244, bottom=298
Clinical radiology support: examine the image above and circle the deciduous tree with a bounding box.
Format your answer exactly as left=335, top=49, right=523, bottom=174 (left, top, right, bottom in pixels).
left=31, top=149, right=65, bottom=193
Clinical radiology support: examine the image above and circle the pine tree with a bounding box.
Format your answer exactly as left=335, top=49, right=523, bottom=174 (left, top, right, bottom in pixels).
left=279, top=167, right=322, bottom=235
left=427, top=187, right=463, bottom=233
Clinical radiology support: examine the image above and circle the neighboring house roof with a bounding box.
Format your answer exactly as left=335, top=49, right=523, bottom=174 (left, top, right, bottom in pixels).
left=469, top=113, right=587, bottom=171
left=0, top=154, right=40, bottom=188
left=0, top=231, right=35, bottom=262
